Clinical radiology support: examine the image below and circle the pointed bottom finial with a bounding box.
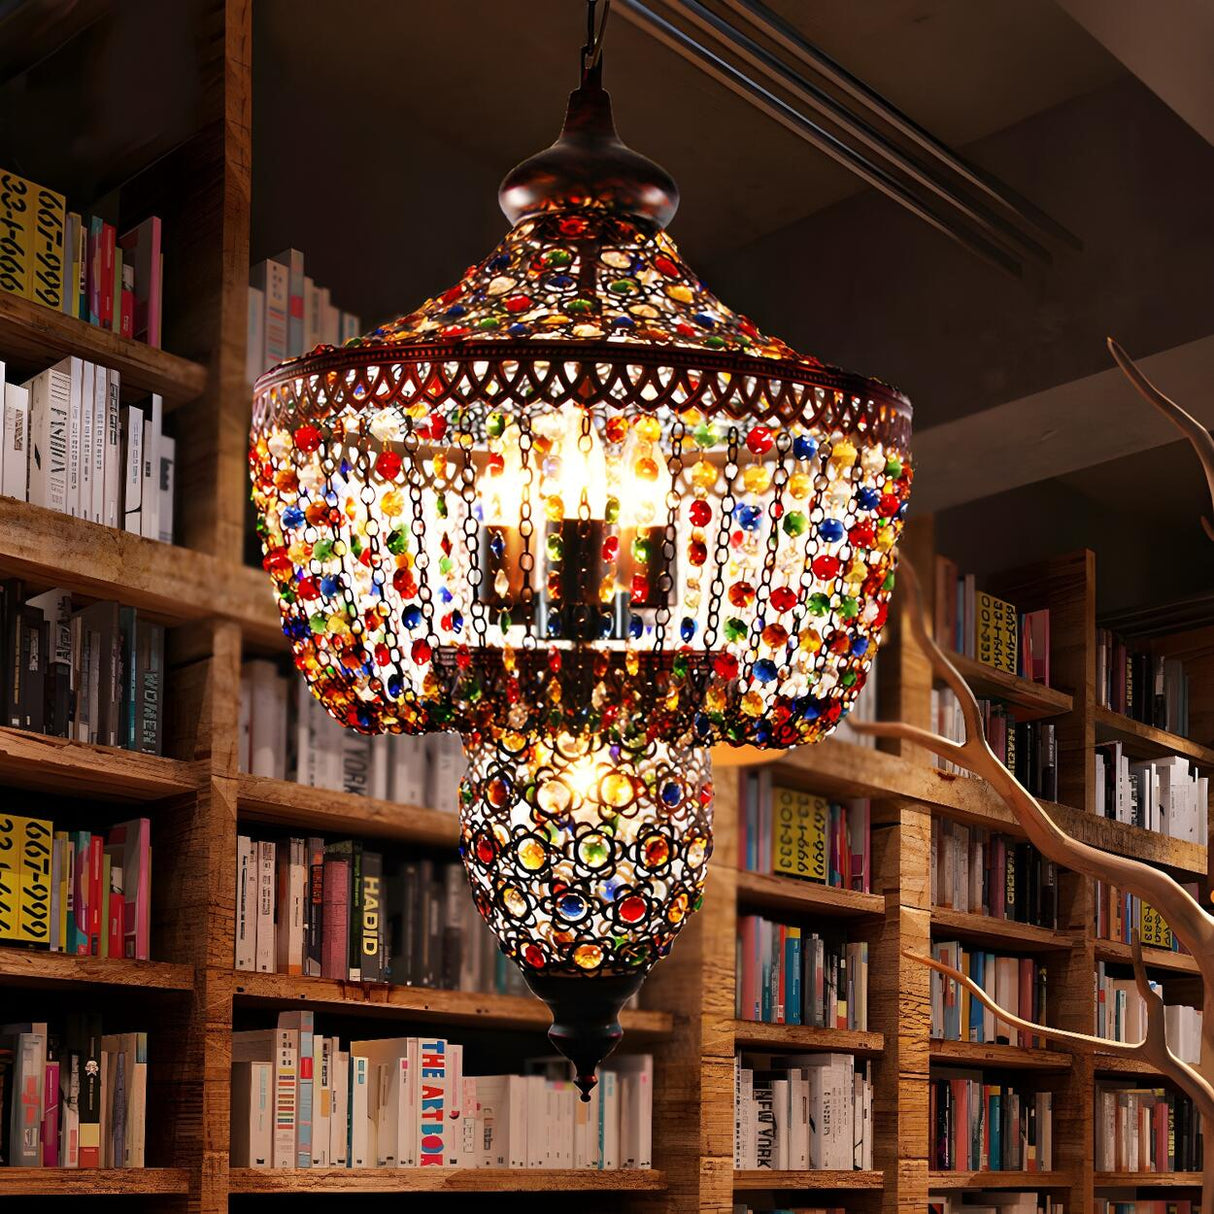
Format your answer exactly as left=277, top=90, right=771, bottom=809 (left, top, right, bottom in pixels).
left=575, top=1073, right=598, bottom=1103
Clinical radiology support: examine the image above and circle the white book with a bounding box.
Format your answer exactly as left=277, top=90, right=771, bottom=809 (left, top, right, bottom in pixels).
left=330, top=1047, right=349, bottom=1167
left=417, top=1037, right=448, bottom=1166
left=247, top=285, right=265, bottom=384
left=349, top=1054, right=370, bottom=1167
left=158, top=434, right=175, bottom=543
left=231, top=1060, right=273, bottom=1167
left=272, top=1026, right=297, bottom=1168
left=295, top=680, right=316, bottom=787
left=311, top=1035, right=330, bottom=1166
left=250, top=259, right=288, bottom=368
left=6, top=1028, right=45, bottom=1165
left=390, top=733, right=429, bottom=805
left=370, top=737, right=390, bottom=801
left=771, top=1077, right=789, bottom=1171
left=304, top=275, right=321, bottom=351
left=239, top=674, right=252, bottom=773
left=90, top=358, right=106, bottom=522
left=322, top=294, right=340, bottom=346
left=600, top=1068, right=620, bottom=1169
left=460, top=1076, right=479, bottom=1165
left=350, top=1038, right=409, bottom=1167
left=445, top=1042, right=464, bottom=1166
left=78, top=361, right=94, bottom=520
left=25, top=363, right=71, bottom=511
left=1, top=381, right=29, bottom=501
left=425, top=732, right=465, bottom=812
left=574, top=1081, right=601, bottom=1167
left=234, top=834, right=256, bottom=970
left=140, top=393, right=162, bottom=540
left=473, top=1073, right=514, bottom=1167
left=247, top=660, right=287, bottom=779
left=612, top=1054, right=652, bottom=1168
left=60, top=1048, right=80, bottom=1167
left=255, top=840, right=276, bottom=972
left=103, top=370, right=121, bottom=528
left=276, top=837, right=306, bottom=975
left=62, top=356, right=82, bottom=515
left=121, top=403, right=143, bottom=533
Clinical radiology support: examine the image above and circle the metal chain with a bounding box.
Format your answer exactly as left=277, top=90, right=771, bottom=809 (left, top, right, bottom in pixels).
left=457, top=405, right=489, bottom=652
left=518, top=411, right=537, bottom=649
left=405, top=415, right=441, bottom=662
left=697, top=426, right=738, bottom=699
left=742, top=429, right=790, bottom=685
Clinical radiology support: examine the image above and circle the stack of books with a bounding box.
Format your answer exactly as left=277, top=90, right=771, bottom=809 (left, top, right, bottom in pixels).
left=739, top=773, right=871, bottom=893
left=1095, top=1083, right=1202, bottom=1173
left=248, top=250, right=360, bottom=382
left=1097, top=629, right=1190, bottom=736
left=932, top=1193, right=1065, bottom=1213
left=930, top=1073, right=1053, bottom=1172
left=1094, top=878, right=1196, bottom=955
left=239, top=661, right=464, bottom=810
left=1, top=583, right=165, bottom=750
left=1, top=356, right=173, bottom=540
left=733, top=1052, right=873, bottom=1171
left=930, top=942, right=1048, bottom=1049
left=931, top=820, right=1060, bottom=929
left=0, top=169, right=163, bottom=344
left=1095, top=963, right=1201, bottom=1062
left=0, top=1014, right=147, bottom=1168
left=234, top=837, right=523, bottom=996
left=735, top=917, right=867, bottom=1030
left=1094, top=744, right=1208, bottom=843
left=231, top=1011, right=653, bottom=1169
left=934, top=556, right=1051, bottom=684
left=0, top=815, right=150, bottom=957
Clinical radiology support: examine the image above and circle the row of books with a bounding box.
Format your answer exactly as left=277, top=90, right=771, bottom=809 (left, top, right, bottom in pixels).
left=0, top=815, right=150, bottom=957
left=932, top=819, right=1060, bottom=929
left=0, top=1014, right=146, bottom=1168
left=930, top=1076, right=1053, bottom=1172
left=733, top=1053, right=873, bottom=1171
left=231, top=1012, right=653, bottom=1169
left=1096, top=629, right=1190, bottom=737
left=0, top=170, right=163, bottom=345
left=1, top=583, right=165, bottom=751
left=234, top=837, right=524, bottom=995
left=732, top=1207, right=847, bottom=1214
left=934, top=556, right=1050, bottom=683
left=1094, top=878, right=1195, bottom=954
left=931, top=688, right=1058, bottom=800
left=931, top=1197, right=1064, bottom=1214
left=1095, top=962, right=1201, bottom=1062
left=735, top=917, right=868, bottom=1030
left=1, top=356, right=173, bottom=540
left=239, top=661, right=464, bottom=810
left=930, top=942, right=1047, bottom=1049
left=1095, top=1203, right=1196, bottom=1213
left=1094, top=745, right=1208, bottom=844
left=739, top=772, right=871, bottom=893
left=1094, top=1083, right=1202, bottom=1173
left=248, top=250, right=360, bottom=383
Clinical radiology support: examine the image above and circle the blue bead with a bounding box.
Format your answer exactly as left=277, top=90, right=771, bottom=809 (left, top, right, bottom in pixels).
left=319, top=575, right=340, bottom=597
left=753, top=659, right=778, bottom=683
left=283, top=617, right=308, bottom=641
left=796, top=696, right=821, bottom=720
left=449, top=610, right=463, bottom=634
left=387, top=674, right=403, bottom=698
left=660, top=782, right=682, bottom=807
left=549, top=273, right=574, bottom=288
left=753, top=720, right=772, bottom=745
left=736, top=503, right=763, bottom=531
left=694, top=712, right=712, bottom=737
left=852, top=637, right=869, bottom=656
left=818, top=518, right=845, bottom=542
left=489, top=532, right=505, bottom=559
left=793, top=435, right=818, bottom=460
left=438, top=586, right=453, bottom=604
left=356, top=707, right=372, bottom=729
left=403, top=605, right=423, bottom=630
left=281, top=506, right=305, bottom=530
left=613, top=315, right=635, bottom=329
left=508, top=322, right=528, bottom=336
left=546, top=615, right=562, bottom=637
left=559, top=893, right=587, bottom=921
left=680, top=617, right=697, bottom=642
left=857, top=487, right=880, bottom=510
left=444, top=304, right=466, bottom=318
left=488, top=253, right=510, bottom=272
left=693, top=312, right=716, bottom=328
left=629, top=614, right=644, bottom=639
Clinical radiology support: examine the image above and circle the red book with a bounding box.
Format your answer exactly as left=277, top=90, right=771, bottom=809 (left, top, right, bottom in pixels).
left=88, top=835, right=103, bottom=953
left=117, top=217, right=162, bottom=347
left=41, top=1057, right=59, bottom=1166
left=321, top=854, right=350, bottom=981
left=107, top=890, right=125, bottom=958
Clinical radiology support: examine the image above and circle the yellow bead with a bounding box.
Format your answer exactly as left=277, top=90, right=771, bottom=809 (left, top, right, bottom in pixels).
left=787, top=471, right=813, bottom=500
left=691, top=460, right=717, bottom=490
left=626, top=649, right=640, bottom=676
left=742, top=464, right=772, bottom=493
left=798, top=627, right=822, bottom=652
left=741, top=691, right=764, bottom=716
left=829, top=439, right=857, bottom=468
left=545, top=495, right=564, bottom=521
left=381, top=489, right=405, bottom=517
left=705, top=683, right=726, bottom=712
left=666, top=284, right=693, bottom=304
left=635, top=415, right=661, bottom=442
left=845, top=558, right=867, bottom=584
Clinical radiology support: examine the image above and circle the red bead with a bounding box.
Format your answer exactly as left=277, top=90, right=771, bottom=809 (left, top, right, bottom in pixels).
left=441, top=285, right=463, bottom=304
left=602, top=535, right=619, bottom=561
left=728, top=582, right=756, bottom=608
left=812, top=555, right=840, bottom=580
left=618, top=895, right=646, bottom=924
left=504, top=294, right=532, bottom=313
left=849, top=522, right=876, bottom=548
left=293, top=424, right=321, bottom=453
left=746, top=426, right=773, bottom=455
left=296, top=577, right=319, bottom=601
left=653, top=255, right=679, bottom=277
left=877, top=493, right=900, bottom=517
left=769, top=587, right=798, bottom=612
left=688, top=540, right=707, bottom=566
left=411, top=639, right=432, bottom=665
left=374, top=450, right=402, bottom=480
left=631, top=575, right=650, bottom=603
left=689, top=499, right=712, bottom=527
left=392, top=568, right=417, bottom=597
left=713, top=653, right=738, bottom=678
left=374, top=643, right=391, bottom=666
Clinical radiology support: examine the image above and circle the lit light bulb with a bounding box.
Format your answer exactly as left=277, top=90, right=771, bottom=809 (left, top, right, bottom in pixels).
left=551, top=402, right=608, bottom=521
left=615, top=426, right=672, bottom=528
left=482, top=424, right=527, bottom=526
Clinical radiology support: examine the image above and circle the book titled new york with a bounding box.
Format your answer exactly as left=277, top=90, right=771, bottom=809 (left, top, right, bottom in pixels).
left=770, top=787, right=829, bottom=883
left=975, top=591, right=1019, bottom=676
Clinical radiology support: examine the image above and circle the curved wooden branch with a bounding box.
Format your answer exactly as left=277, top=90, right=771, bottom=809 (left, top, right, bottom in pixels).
left=851, top=558, right=1214, bottom=962
left=1109, top=336, right=1214, bottom=541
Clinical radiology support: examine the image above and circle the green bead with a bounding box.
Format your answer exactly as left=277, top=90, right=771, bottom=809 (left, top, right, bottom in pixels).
left=782, top=511, right=808, bottom=537
left=309, top=613, right=327, bottom=633
left=704, top=335, right=726, bottom=349
left=566, top=298, right=593, bottom=314
left=476, top=316, right=499, bottom=330
left=314, top=539, right=334, bottom=561
left=883, top=571, right=896, bottom=591
left=885, top=455, right=902, bottom=477
left=605, top=496, right=619, bottom=525
left=386, top=529, right=409, bottom=556
left=838, top=596, right=859, bottom=619
left=632, top=536, right=654, bottom=564
left=808, top=592, right=831, bottom=617
left=486, top=412, right=506, bottom=439
left=546, top=533, right=563, bottom=562
left=693, top=423, right=719, bottom=447
left=841, top=670, right=857, bottom=687
left=439, top=556, right=453, bottom=575
left=723, top=617, right=748, bottom=642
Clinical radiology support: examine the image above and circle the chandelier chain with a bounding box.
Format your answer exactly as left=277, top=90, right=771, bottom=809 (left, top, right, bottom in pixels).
left=581, top=0, right=612, bottom=82
left=517, top=415, right=537, bottom=650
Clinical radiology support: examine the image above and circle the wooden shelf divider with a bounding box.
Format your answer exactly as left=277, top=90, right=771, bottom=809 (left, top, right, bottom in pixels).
left=929, top=1039, right=1073, bottom=1071
left=732, top=1020, right=884, bottom=1055
left=732, top=1168, right=884, bottom=1190
left=734, top=869, right=885, bottom=918
left=929, top=1170, right=1076, bottom=1190
left=0, top=1167, right=192, bottom=1194
left=929, top=907, right=1079, bottom=952
left=945, top=650, right=1074, bottom=720
left=0, top=949, right=194, bottom=991
left=1093, top=704, right=1214, bottom=769
left=228, top=1167, right=667, bottom=1193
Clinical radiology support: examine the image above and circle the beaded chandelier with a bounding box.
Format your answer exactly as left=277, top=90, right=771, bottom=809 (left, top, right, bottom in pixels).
left=249, top=4, right=912, bottom=1097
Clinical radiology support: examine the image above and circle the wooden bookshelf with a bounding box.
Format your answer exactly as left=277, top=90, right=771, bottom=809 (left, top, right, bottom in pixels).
left=930, top=907, right=1079, bottom=953
left=0, top=1167, right=192, bottom=1195
left=929, top=1170, right=1076, bottom=1189
left=1093, top=703, right=1214, bottom=769
left=732, top=1021, right=884, bottom=1055
left=945, top=650, right=1074, bottom=720
left=1094, top=1172, right=1203, bottom=1187
left=735, top=868, right=885, bottom=918
left=1095, top=938, right=1201, bottom=975
left=0, top=949, right=194, bottom=991
left=732, top=1169, right=884, bottom=1190
left=229, top=1167, right=668, bottom=1192
left=928, top=1039, right=1072, bottom=1071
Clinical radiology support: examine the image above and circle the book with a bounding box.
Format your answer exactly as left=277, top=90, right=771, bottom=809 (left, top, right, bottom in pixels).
left=117, top=218, right=163, bottom=347
left=29, top=181, right=66, bottom=311
left=1, top=382, right=29, bottom=502
left=120, top=402, right=143, bottom=533
left=25, top=361, right=72, bottom=512
left=0, top=170, right=33, bottom=299
left=272, top=248, right=306, bottom=357
left=250, top=259, right=288, bottom=370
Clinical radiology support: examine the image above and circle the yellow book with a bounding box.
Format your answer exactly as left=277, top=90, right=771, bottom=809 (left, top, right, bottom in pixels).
left=0, top=814, right=20, bottom=940
left=771, top=787, right=829, bottom=883
left=975, top=590, right=1019, bottom=675
left=16, top=815, right=53, bottom=946
left=29, top=180, right=66, bottom=311
left=56, top=830, right=70, bottom=950
left=1138, top=901, right=1174, bottom=950
left=0, top=169, right=34, bottom=299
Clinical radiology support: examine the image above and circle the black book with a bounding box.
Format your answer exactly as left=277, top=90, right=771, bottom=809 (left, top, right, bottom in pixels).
left=387, top=858, right=420, bottom=986
left=440, top=863, right=463, bottom=991
left=413, top=858, right=435, bottom=987
left=359, top=850, right=389, bottom=983
left=134, top=619, right=163, bottom=755
left=0, top=1037, right=13, bottom=1166
left=18, top=608, right=48, bottom=733
left=346, top=841, right=363, bottom=983
left=0, top=578, right=23, bottom=730
left=424, top=875, right=443, bottom=988
left=65, top=1011, right=102, bottom=1165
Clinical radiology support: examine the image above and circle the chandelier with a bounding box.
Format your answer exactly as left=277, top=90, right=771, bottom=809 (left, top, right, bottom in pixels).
left=249, top=2, right=912, bottom=1098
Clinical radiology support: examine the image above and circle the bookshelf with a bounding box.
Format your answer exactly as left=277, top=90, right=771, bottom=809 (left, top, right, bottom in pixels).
left=0, top=8, right=1209, bottom=1214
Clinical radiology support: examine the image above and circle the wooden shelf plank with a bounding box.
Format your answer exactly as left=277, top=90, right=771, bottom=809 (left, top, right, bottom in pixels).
left=732, top=1020, right=883, bottom=1055
left=228, top=1167, right=666, bottom=1192
left=733, top=1169, right=884, bottom=1190
left=0, top=948, right=193, bottom=991
left=232, top=970, right=673, bottom=1039
left=929, top=1170, right=1075, bottom=1189
left=735, top=869, right=885, bottom=919
left=1094, top=1172, right=1203, bottom=1187
left=1095, top=938, right=1201, bottom=975
left=930, top=907, right=1078, bottom=953
left=0, top=497, right=281, bottom=644
left=0, top=724, right=196, bottom=800
left=0, top=1166, right=191, bottom=1194
left=1094, top=704, right=1214, bottom=769
left=237, top=773, right=460, bottom=846
left=0, top=292, right=207, bottom=409
left=946, top=651, right=1073, bottom=721
left=930, top=1039, right=1072, bottom=1071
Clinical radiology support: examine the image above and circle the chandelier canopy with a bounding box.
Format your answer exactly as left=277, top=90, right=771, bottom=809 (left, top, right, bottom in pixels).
left=250, top=22, right=912, bottom=1097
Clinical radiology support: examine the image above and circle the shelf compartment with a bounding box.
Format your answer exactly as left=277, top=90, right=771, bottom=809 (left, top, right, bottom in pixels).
left=228, top=1166, right=666, bottom=1192
left=929, top=1170, right=1075, bottom=1189
left=945, top=651, right=1073, bottom=721
left=0, top=948, right=193, bottom=991
left=0, top=724, right=196, bottom=800
left=930, top=908, right=1078, bottom=953
left=732, top=1021, right=883, bottom=1055
left=0, top=1166, right=191, bottom=1194
left=232, top=970, right=673, bottom=1039
left=237, top=772, right=459, bottom=847
left=929, top=1039, right=1072, bottom=1071
left=733, top=1168, right=883, bottom=1190
left=1095, top=939, right=1200, bottom=975
left=735, top=869, right=885, bottom=919
left=0, top=292, right=207, bottom=410
left=1094, top=705, right=1214, bottom=769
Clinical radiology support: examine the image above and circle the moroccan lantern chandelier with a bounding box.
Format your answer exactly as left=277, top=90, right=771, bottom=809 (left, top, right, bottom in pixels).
left=249, top=0, right=913, bottom=1098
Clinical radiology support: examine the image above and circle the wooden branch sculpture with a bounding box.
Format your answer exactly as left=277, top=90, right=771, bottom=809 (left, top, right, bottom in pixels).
left=848, top=558, right=1214, bottom=1208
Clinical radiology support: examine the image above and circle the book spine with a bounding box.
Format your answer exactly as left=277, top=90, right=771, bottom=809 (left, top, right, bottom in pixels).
left=29, top=183, right=66, bottom=311
left=0, top=172, right=32, bottom=298
left=272, top=1027, right=297, bottom=1168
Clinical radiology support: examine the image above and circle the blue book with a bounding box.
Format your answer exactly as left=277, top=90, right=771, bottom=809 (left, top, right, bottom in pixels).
left=989, top=1088, right=1002, bottom=1170
left=760, top=921, right=772, bottom=1022
left=786, top=931, right=802, bottom=1026
left=969, top=952, right=985, bottom=1042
